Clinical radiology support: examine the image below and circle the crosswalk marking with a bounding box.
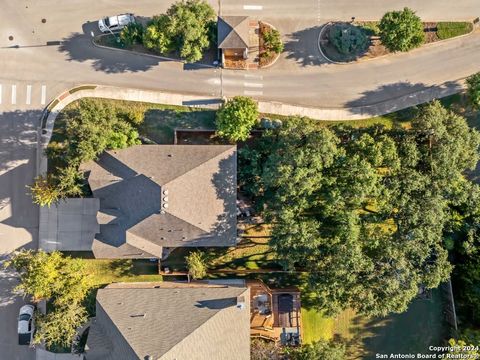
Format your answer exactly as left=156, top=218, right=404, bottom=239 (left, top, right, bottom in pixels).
left=244, top=74, right=263, bottom=80
left=244, top=82, right=263, bottom=88
left=26, top=85, right=32, bottom=105
left=244, top=90, right=263, bottom=96
left=11, top=85, right=16, bottom=104
left=243, top=5, right=263, bottom=10
left=41, top=85, right=46, bottom=105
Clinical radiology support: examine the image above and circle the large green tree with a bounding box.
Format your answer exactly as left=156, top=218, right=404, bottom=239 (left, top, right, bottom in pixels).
left=379, top=7, right=424, bottom=52
left=466, top=72, right=480, bottom=109
left=143, top=0, right=215, bottom=62
left=185, top=251, right=207, bottom=280
left=240, top=101, right=480, bottom=317
left=5, top=250, right=91, bottom=305
left=34, top=303, right=88, bottom=349
left=216, top=96, right=259, bottom=142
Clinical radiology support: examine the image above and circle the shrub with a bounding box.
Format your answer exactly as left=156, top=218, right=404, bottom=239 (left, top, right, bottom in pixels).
left=329, top=23, right=368, bottom=55
left=120, top=22, right=144, bottom=46
left=359, top=22, right=380, bottom=36
left=466, top=72, right=480, bottom=109
left=186, top=251, right=207, bottom=280
left=120, top=107, right=146, bottom=125
left=216, top=96, right=259, bottom=142
left=29, top=175, right=61, bottom=207
left=379, top=7, right=424, bottom=52
left=262, top=28, right=284, bottom=54
left=437, top=22, right=473, bottom=40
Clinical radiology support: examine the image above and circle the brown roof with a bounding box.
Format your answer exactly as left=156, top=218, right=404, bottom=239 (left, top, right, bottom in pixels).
left=82, top=145, right=237, bottom=258
left=85, top=284, right=251, bottom=360
left=217, top=16, right=250, bottom=49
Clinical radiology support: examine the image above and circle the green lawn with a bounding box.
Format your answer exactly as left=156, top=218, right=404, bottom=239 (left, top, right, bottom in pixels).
left=301, top=308, right=335, bottom=343
left=437, top=22, right=473, bottom=40
left=162, top=224, right=280, bottom=272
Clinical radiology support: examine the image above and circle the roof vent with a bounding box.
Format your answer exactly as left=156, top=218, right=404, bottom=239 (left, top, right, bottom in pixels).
left=130, top=313, right=146, bottom=318
left=160, top=210, right=166, bottom=215
left=163, top=196, right=169, bottom=202
left=236, top=295, right=246, bottom=310
left=163, top=190, right=169, bottom=195
left=163, top=203, right=169, bottom=209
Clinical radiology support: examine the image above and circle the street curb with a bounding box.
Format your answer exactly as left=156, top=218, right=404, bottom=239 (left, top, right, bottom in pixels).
left=91, top=35, right=217, bottom=69
left=318, top=21, right=478, bottom=65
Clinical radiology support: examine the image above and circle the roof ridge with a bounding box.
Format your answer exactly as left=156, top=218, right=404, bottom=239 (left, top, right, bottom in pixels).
left=159, top=287, right=248, bottom=359
left=162, top=145, right=235, bottom=188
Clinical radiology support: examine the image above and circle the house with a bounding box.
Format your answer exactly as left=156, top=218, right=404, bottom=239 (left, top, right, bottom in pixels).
left=217, top=16, right=251, bottom=68
left=39, top=145, right=237, bottom=259
left=85, top=282, right=250, bottom=360
left=247, top=280, right=302, bottom=346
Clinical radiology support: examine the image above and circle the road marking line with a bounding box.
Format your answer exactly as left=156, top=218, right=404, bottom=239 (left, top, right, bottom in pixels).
left=0, top=85, right=2, bottom=105
left=244, top=90, right=263, bottom=96
left=243, top=5, right=263, bottom=10
left=244, top=82, right=264, bottom=88
left=244, top=74, right=263, bottom=80
left=26, top=85, right=32, bottom=105
left=11, top=85, right=16, bottom=104
left=41, top=85, right=46, bottom=105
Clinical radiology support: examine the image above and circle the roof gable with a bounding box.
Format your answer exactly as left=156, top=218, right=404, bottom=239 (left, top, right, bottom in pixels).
left=218, top=16, right=250, bottom=49
left=91, top=286, right=249, bottom=359
left=82, top=145, right=237, bottom=258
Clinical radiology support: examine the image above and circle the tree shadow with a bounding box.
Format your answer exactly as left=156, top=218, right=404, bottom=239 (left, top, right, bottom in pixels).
left=345, top=80, right=464, bottom=117
left=58, top=21, right=163, bottom=73
left=284, top=26, right=328, bottom=67
left=0, top=109, right=41, bottom=256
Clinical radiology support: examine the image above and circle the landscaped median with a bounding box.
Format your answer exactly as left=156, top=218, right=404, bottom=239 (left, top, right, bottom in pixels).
left=319, top=7, right=477, bottom=63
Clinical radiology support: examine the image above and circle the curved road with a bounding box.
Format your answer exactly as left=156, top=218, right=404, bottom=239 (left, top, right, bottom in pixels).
left=0, top=1, right=479, bottom=358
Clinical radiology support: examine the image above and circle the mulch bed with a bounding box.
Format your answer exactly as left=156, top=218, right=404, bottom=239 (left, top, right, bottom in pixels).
left=259, top=22, right=277, bottom=68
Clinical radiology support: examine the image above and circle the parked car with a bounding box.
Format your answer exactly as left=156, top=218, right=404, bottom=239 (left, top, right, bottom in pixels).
left=98, top=13, right=135, bottom=33
left=18, top=305, right=35, bottom=345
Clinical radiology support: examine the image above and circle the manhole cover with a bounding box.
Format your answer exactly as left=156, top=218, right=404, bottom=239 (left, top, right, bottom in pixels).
left=8, top=36, right=13, bottom=41
left=41, top=19, right=46, bottom=23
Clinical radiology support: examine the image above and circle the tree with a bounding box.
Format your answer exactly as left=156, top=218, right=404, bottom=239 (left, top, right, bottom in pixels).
left=240, top=103, right=480, bottom=317
left=143, top=15, right=174, bottom=54
left=143, top=0, right=216, bottom=62
left=288, top=340, right=346, bottom=360
left=120, top=22, right=144, bottom=46
left=466, top=72, right=480, bottom=109
left=186, top=251, right=207, bottom=280
left=329, top=23, right=368, bottom=55
left=262, top=28, right=284, bottom=55
left=34, top=303, right=88, bottom=349
left=448, top=339, right=480, bottom=357
left=56, top=165, right=84, bottom=198
left=166, top=0, right=216, bottom=62
left=216, top=96, right=259, bottom=142
left=29, top=175, right=61, bottom=207
left=379, top=7, right=424, bottom=52
left=4, top=250, right=91, bottom=305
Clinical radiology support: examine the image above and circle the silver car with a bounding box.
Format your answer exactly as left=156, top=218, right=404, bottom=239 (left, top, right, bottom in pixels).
left=18, top=305, right=35, bottom=345
left=98, top=13, right=135, bottom=33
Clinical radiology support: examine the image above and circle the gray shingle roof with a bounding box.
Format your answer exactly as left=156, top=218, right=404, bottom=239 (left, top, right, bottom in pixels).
left=86, top=284, right=250, bottom=360
left=218, top=16, right=250, bottom=49
left=81, top=145, right=237, bottom=259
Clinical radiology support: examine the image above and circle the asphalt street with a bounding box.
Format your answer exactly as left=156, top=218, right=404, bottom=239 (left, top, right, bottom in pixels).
left=0, top=1, right=479, bottom=358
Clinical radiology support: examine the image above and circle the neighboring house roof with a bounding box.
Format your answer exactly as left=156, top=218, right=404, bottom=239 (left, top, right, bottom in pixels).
left=85, top=283, right=250, bottom=360
left=217, top=16, right=250, bottom=49
left=81, top=145, right=237, bottom=259
left=39, top=198, right=100, bottom=252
